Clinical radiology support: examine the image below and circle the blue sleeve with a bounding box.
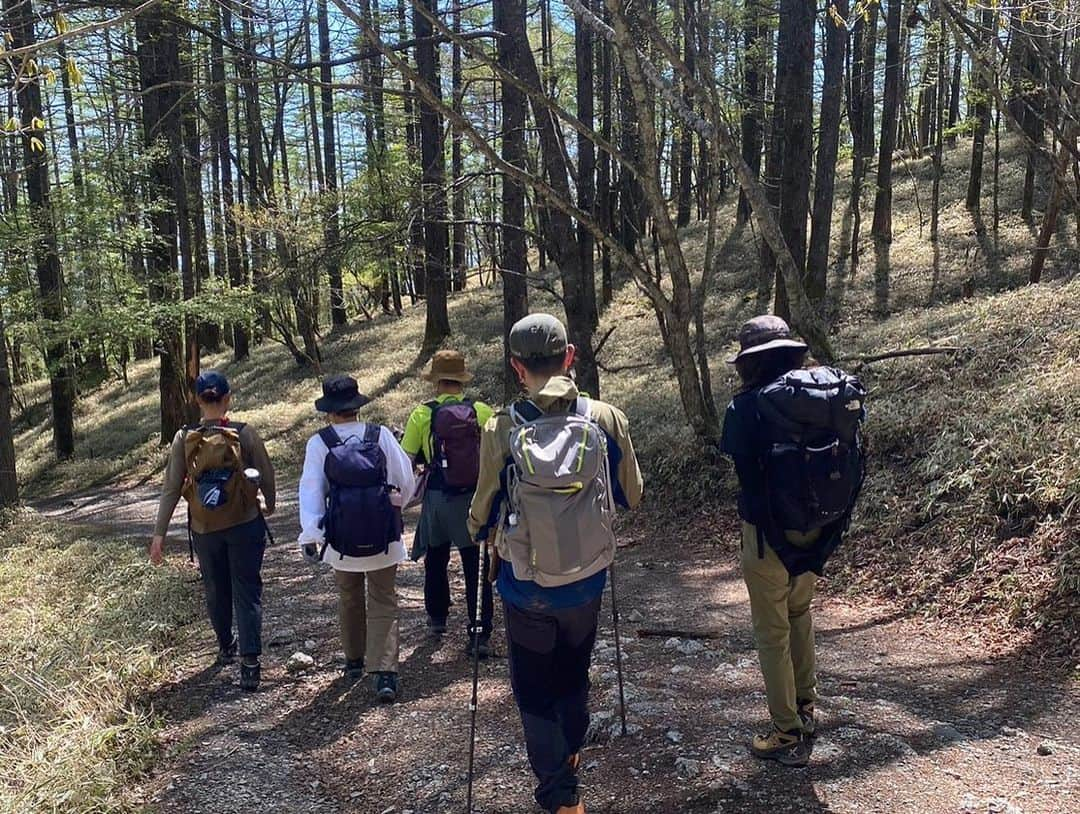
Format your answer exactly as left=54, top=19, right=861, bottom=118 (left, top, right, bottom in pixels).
left=721, top=394, right=767, bottom=524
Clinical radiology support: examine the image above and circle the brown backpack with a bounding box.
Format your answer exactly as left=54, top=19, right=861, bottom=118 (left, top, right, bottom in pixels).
left=181, top=422, right=257, bottom=532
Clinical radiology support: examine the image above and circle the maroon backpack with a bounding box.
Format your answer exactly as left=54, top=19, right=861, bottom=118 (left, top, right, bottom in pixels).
left=427, top=399, right=481, bottom=491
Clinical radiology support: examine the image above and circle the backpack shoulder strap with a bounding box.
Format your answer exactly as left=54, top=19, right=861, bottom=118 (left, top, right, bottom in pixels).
left=318, top=426, right=342, bottom=449
left=509, top=399, right=543, bottom=426
left=424, top=400, right=440, bottom=411
left=573, top=396, right=593, bottom=420
left=362, top=423, right=382, bottom=445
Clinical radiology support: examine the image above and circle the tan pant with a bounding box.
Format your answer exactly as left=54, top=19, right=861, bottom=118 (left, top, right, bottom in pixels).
left=334, top=565, right=399, bottom=673
left=740, top=522, right=817, bottom=733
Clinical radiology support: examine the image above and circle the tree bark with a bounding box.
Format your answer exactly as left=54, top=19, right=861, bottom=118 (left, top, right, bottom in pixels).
left=872, top=0, right=903, bottom=241
left=318, top=0, right=348, bottom=326
left=576, top=1, right=599, bottom=328
left=965, top=8, right=994, bottom=211
left=415, top=0, right=451, bottom=350
left=675, top=0, right=695, bottom=228
left=451, top=1, right=467, bottom=292
left=0, top=302, right=18, bottom=509
left=495, top=0, right=529, bottom=399
left=135, top=12, right=190, bottom=443
left=806, top=0, right=847, bottom=305
left=737, top=2, right=764, bottom=224
left=5, top=0, right=76, bottom=458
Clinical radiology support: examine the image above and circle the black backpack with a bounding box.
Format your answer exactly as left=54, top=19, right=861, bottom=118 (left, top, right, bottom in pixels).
left=755, top=366, right=867, bottom=575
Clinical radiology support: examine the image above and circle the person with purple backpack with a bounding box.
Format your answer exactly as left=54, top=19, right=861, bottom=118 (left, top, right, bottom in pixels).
left=298, top=375, right=415, bottom=702
left=401, top=350, right=495, bottom=658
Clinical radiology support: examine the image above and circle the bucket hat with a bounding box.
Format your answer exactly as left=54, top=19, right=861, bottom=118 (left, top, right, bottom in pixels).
left=727, top=315, right=808, bottom=363
left=421, top=350, right=474, bottom=383
left=314, top=375, right=371, bottom=413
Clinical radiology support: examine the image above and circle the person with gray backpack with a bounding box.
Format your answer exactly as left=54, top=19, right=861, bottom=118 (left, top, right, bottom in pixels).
left=468, top=314, right=643, bottom=814
left=721, top=316, right=866, bottom=767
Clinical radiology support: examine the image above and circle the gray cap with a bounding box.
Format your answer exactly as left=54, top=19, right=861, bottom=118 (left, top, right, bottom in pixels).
left=727, top=315, right=808, bottom=363
left=509, top=313, right=568, bottom=359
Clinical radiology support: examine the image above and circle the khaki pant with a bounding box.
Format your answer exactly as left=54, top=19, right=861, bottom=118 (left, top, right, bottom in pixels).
left=740, top=522, right=817, bottom=733
left=334, top=565, right=399, bottom=673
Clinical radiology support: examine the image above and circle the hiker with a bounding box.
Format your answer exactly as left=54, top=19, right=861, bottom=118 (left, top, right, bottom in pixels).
left=469, top=314, right=643, bottom=814
left=400, top=350, right=495, bottom=657
left=721, top=316, right=866, bottom=767
left=297, top=375, right=415, bottom=703
left=150, top=370, right=276, bottom=692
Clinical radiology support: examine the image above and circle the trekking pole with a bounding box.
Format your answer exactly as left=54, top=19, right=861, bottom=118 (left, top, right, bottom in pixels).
left=466, top=539, right=487, bottom=813
left=609, top=561, right=628, bottom=737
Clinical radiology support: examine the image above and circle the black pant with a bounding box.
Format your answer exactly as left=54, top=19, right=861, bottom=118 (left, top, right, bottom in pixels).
left=192, top=516, right=266, bottom=657
left=424, top=543, right=494, bottom=636
left=504, top=595, right=602, bottom=813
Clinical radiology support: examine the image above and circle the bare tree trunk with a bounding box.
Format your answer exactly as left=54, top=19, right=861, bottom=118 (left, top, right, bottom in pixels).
left=872, top=0, right=903, bottom=241
left=598, top=4, right=614, bottom=306
left=675, top=0, right=695, bottom=228
left=135, top=12, right=190, bottom=443
left=0, top=302, right=18, bottom=508
left=737, top=3, right=765, bottom=224
left=966, top=8, right=994, bottom=211
left=495, top=0, right=529, bottom=399
left=415, top=0, right=451, bottom=350
left=318, top=0, right=348, bottom=326
left=807, top=0, right=847, bottom=305
left=576, top=1, right=598, bottom=328
left=5, top=0, right=76, bottom=458
left=451, top=1, right=467, bottom=292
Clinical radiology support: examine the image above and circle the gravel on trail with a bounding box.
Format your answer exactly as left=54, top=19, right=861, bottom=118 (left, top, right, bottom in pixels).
left=39, top=488, right=1079, bottom=814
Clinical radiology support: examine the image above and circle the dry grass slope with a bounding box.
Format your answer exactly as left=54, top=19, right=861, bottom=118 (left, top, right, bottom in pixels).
left=0, top=511, right=198, bottom=813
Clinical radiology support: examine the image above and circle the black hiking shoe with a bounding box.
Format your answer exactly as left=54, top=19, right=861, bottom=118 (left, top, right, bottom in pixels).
left=373, top=672, right=398, bottom=704
left=427, top=616, right=447, bottom=637
left=343, top=658, right=365, bottom=683
left=215, top=638, right=238, bottom=667
left=751, top=727, right=811, bottom=767
left=239, top=658, right=261, bottom=692
left=798, top=699, right=817, bottom=738
left=466, top=633, right=491, bottom=660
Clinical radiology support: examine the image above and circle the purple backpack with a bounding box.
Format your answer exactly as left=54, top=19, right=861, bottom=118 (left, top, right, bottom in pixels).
left=318, top=425, right=399, bottom=558
left=427, top=399, right=481, bottom=491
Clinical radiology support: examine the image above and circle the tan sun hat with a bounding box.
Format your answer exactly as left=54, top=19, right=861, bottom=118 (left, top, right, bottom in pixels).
left=422, top=349, right=474, bottom=383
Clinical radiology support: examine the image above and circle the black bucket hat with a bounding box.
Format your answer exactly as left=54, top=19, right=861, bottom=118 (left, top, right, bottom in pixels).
left=727, top=315, right=808, bottom=363
left=314, top=375, right=371, bottom=413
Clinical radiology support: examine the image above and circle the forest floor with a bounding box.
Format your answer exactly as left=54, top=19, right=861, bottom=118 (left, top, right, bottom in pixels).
left=36, top=486, right=1079, bottom=814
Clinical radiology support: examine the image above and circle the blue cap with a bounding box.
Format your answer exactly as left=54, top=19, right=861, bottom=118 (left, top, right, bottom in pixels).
left=195, top=370, right=230, bottom=400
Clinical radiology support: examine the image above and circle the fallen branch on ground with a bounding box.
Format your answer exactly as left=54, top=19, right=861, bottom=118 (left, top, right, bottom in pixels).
left=840, top=346, right=964, bottom=364
left=637, top=628, right=724, bottom=640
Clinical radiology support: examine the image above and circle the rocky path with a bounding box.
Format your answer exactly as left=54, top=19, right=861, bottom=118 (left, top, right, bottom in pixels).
left=38, top=491, right=1078, bottom=814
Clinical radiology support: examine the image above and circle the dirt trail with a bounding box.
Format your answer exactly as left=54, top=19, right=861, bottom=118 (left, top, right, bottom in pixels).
left=38, top=489, right=1078, bottom=814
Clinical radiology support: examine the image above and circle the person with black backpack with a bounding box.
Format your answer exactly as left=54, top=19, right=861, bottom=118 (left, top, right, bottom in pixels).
left=400, top=350, right=495, bottom=657
left=721, top=316, right=866, bottom=767
left=297, top=375, right=415, bottom=703
left=150, top=371, right=276, bottom=692
left=468, top=314, right=644, bottom=814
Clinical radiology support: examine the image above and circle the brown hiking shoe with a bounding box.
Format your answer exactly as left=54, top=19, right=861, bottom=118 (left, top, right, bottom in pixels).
left=555, top=804, right=584, bottom=814
left=751, top=728, right=810, bottom=767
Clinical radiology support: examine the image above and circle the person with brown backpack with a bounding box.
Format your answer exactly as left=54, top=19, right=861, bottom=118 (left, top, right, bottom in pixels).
left=400, top=350, right=495, bottom=657
left=151, top=371, right=276, bottom=692
left=468, top=315, right=643, bottom=814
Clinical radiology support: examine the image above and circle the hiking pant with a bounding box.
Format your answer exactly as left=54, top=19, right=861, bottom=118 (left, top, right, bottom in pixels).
left=418, top=489, right=494, bottom=635
left=334, top=565, right=399, bottom=673
left=424, top=543, right=494, bottom=636
left=504, top=595, right=602, bottom=813
left=192, top=516, right=267, bottom=658
left=741, top=521, right=818, bottom=734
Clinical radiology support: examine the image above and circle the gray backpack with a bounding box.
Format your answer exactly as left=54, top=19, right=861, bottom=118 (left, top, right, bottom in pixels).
left=501, top=397, right=617, bottom=587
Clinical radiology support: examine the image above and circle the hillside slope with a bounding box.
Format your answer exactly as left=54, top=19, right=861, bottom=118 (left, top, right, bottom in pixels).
left=11, top=136, right=1079, bottom=659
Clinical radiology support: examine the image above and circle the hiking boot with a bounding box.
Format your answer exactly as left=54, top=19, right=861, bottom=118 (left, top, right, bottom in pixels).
left=427, top=616, right=447, bottom=637
left=215, top=638, right=238, bottom=667
left=554, top=802, right=585, bottom=814
left=751, top=728, right=810, bottom=767
left=466, top=632, right=491, bottom=660
left=239, top=658, right=261, bottom=692
left=342, top=658, right=365, bottom=683
left=374, top=672, right=398, bottom=704
left=798, top=699, right=817, bottom=738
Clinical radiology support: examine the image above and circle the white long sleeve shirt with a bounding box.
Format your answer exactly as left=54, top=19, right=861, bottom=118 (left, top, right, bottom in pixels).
left=298, top=422, right=416, bottom=572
